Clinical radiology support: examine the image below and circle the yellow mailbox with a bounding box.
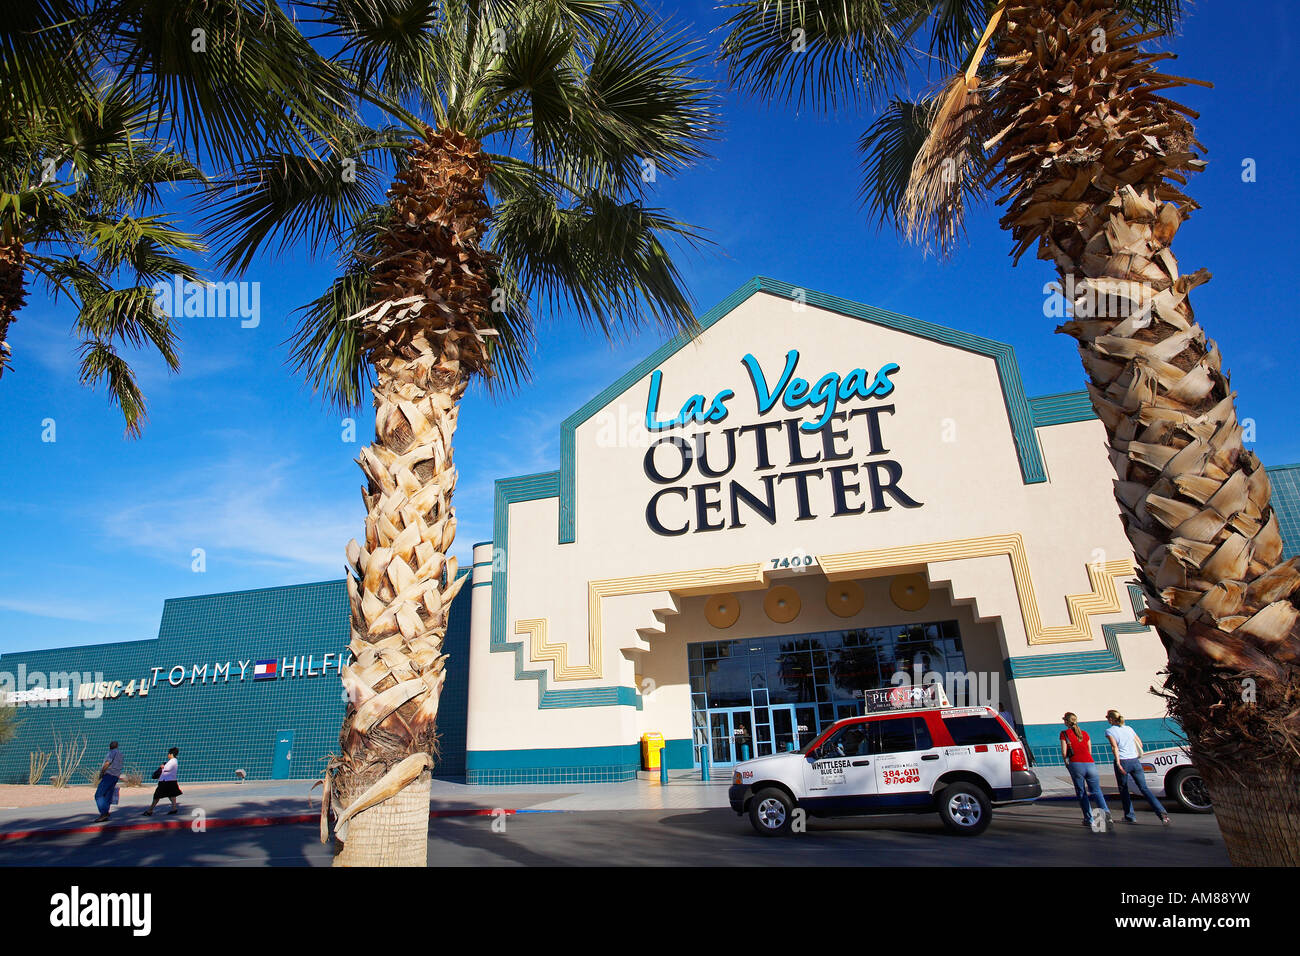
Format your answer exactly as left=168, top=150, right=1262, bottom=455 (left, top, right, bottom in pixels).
left=640, top=732, right=665, bottom=771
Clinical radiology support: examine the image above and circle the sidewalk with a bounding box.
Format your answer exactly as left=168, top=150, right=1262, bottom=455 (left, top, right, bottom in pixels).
left=0, top=766, right=1132, bottom=843
left=0, top=773, right=735, bottom=842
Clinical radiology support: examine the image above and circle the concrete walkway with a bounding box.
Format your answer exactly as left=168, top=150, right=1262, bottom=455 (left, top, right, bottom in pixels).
left=0, top=763, right=1126, bottom=843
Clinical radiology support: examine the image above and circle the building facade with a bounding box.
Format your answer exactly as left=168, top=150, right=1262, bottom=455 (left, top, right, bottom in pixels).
left=465, top=278, right=1300, bottom=782
left=0, top=579, right=472, bottom=784
left=3, top=279, right=1298, bottom=787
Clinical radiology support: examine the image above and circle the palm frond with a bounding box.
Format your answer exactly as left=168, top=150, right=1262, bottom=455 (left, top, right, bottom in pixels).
left=569, top=7, right=717, bottom=186
left=490, top=184, right=705, bottom=339
left=204, top=131, right=397, bottom=273
left=717, top=0, right=915, bottom=111
left=0, top=1, right=90, bottom=120
left=76, top=338, right=149, bottom=437
left=84, top=214, right=206, bottom=283
left=858, top=79, right=993, bottom=257
left=286, top=201, right=393, bottom=411
left=76, top=284, right=181, bottom=372
left=99, top=0, right=359, bottom=165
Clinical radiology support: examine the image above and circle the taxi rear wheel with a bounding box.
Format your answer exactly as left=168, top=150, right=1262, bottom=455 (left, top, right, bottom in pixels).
left=938, top=784, right=992, bottom=836
left=749, top=788, right=795, bottom=837
left=1167, top=769, right=1213, bottom=814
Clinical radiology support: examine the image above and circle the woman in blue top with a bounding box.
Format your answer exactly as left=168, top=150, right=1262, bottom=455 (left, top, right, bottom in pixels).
left=1105, top=710, right=1169, bottom=825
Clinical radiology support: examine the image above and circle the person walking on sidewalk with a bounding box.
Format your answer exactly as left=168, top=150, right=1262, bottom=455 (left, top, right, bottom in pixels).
left=143, top=747, right=182, bottom=816
left=92, top=741, right=123, bottom=823
left=1060, top=714, right=1110, bottom=831
left=1105, top=710, right=1170, bottom=825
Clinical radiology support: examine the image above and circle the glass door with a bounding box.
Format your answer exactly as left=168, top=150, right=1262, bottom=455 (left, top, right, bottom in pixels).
left=794, top=705, right=819, bottom=750
left=709, top=711, right=734, bottom=765
left=771, top=706, right=799, bottom=753
left=708, top=708, right=758, bottom=765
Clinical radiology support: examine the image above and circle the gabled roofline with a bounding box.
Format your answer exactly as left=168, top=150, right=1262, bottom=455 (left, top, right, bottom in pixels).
left=555, top=276, right=1046, bottom=545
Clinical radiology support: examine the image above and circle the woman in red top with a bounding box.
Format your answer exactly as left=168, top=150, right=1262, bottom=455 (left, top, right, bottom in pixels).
left=1060, top=713, right=1112, bottom=830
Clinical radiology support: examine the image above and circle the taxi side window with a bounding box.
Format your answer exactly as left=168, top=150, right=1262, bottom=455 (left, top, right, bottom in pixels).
left=876, top=716, right=932, bottom=754
left=819, top=723, right=876, bottom=757
left=942, top=715, right=1013, bottom=746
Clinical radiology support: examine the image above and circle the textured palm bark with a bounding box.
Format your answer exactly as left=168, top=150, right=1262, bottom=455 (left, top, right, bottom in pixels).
left=326, top=129, right=497, bottom=867
left=0, top=238, right=28, bottom=376
left=987, top=0, right=1298, bottom=865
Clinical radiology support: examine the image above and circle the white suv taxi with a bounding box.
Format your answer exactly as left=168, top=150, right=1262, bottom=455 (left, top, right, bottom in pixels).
left=728, top=689, right=1042, bottom=836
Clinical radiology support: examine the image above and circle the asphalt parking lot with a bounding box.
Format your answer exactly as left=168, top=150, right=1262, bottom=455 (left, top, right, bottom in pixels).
left=0, top=799, right=1229, bottom=866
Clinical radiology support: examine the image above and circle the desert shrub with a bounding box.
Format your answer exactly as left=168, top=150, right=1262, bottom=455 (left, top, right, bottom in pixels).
left=50, top=735, right=88, bottom=788
left=29, top=751, right=52, bottom=785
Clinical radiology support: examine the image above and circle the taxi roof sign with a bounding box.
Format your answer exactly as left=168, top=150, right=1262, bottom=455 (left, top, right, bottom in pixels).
left=862, top=683, right=950, bottom=713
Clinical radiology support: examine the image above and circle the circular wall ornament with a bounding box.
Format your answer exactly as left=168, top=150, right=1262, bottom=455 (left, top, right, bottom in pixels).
left=890, top=573, right=930, bottom=612
left=764, top=585, right=802, bottom=624
left=825, top=581, right=865, bottom=618
left=705, top=593, right=740, bottom=629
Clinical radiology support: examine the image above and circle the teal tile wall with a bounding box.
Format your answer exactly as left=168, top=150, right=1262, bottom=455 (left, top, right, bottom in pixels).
left=1267, top=464, right=1300, bottom=559
left=0, top=577, right=472, bottom=784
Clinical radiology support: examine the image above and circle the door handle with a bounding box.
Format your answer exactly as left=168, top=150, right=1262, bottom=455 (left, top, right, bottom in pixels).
left=921, top=754, right=940, bottom=761
left=851, top=759, right=870, bottom=767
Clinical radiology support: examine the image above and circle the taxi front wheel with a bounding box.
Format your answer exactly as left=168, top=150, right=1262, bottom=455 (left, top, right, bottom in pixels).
left=749, top=788, right=795, bottom=837
left=937, top=784, right=992, bottom=836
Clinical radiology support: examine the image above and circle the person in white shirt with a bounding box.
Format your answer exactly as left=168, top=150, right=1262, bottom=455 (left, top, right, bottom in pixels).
left=143, top=747, right=183, bottom=816
left=1105, top=710, right=1169, bottom=825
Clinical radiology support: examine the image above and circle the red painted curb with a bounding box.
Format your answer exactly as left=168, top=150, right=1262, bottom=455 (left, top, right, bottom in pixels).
left=0, top=807, right=517, bottom=843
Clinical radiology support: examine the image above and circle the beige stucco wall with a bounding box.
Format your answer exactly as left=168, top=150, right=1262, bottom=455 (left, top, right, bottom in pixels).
left=466, top=290, right=1171, bottom=760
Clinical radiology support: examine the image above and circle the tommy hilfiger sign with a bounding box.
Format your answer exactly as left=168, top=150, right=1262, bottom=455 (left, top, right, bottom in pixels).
left=73, top=652, right=352, bottom=702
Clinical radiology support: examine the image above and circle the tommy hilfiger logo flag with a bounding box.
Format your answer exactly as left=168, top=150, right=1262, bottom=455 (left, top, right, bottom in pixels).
left=253, top=660, right=278, bottom=680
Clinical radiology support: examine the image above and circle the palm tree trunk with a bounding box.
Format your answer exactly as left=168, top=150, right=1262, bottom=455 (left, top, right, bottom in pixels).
left=0, top=238, right=28, bottom=376
left=989, top=0, right=1299, bottom=864
left=325, top=129, right=496, bottom=867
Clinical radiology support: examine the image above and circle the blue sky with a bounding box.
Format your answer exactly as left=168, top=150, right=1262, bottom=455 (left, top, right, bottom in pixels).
left=2, top=1, right=1297, bottom=652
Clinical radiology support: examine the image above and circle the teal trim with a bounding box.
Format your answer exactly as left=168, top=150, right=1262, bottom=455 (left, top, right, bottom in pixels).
left=1006, top=585, right=1148, bottom=679
left=471, top=581, right=492, bottom=589
left=465, top=743, right=641, bottom=784
left=1029, top=390, right=1095, bottom=427
left=466, top=743, right=639, bottom=769
left=489, top=470, right=643, bottom=709
left=557, top=276, right=1050, bottom=545
left=1022, top=718, right=1184, bottom=767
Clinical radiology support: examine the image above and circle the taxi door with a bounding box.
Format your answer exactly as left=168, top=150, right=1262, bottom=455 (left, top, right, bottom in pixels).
left=802, top=721, right=878, bottom=811
left=873, top=715, right=945, bottom=807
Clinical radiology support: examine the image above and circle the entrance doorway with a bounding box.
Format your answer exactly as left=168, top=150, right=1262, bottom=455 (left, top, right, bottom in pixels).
left=688, top=621, right=967, bottom=768
left=705, top=704, right=821, bottom=766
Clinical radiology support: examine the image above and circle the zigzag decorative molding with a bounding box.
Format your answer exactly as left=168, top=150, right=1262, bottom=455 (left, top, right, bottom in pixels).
left=818, top=533, right=1137, bottom=646
left=515, top=617, right=599, bottom=681
left=1006, top=585, right=1150, bottom=678
left=507, top=533, right=1143, bottom=692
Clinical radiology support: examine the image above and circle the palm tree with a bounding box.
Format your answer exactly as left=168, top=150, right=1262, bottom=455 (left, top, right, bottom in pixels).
left=205, top=0, right=716, bottom=865
left=0, top=0, right=354, bottom=429
left=720, top=0, right=1298, bottom=864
